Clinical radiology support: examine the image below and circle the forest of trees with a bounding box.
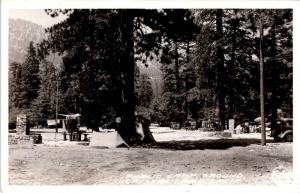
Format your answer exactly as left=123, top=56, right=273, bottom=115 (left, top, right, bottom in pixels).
left=9, top=9, right=292, bottom=145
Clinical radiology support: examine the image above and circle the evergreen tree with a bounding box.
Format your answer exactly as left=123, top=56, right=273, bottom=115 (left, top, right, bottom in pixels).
left=41, top=10, right=122, bottom=129
left=19, top=41, right=41, bottom=109
left=32, top=60, right=58, bottom=121
left=263, top=10, right=293, bottom=125
left=9, top=61, right=23, bottom=123
left=192, top=10, right=226, bottom=125
left=158, top=10, right=199, bottom=126
left=191, top=9, right=292, bottom=127
left=223, top=10, right=260, bottom=123
left=9, top=61, right=23, bottom=109
left=136, top=73, right=154, bottom=108
left=243, top=9, right=292, bottom=122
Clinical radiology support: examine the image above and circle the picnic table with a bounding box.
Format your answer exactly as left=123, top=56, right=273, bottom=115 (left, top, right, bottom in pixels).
left=63, top=131, right=91, bottom=141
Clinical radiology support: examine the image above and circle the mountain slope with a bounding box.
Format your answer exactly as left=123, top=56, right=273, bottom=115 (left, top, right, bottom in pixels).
left=9, top=18, right=62, bottom=67
left=9, top=18, right=47, bottom=63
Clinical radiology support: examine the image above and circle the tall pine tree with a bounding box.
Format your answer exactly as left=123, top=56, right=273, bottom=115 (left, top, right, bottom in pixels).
left=19, top=41, right=41, bottom=109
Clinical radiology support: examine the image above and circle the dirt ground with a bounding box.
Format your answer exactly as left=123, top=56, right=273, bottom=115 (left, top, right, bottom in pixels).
left=8, top=129, right=293, bottom=185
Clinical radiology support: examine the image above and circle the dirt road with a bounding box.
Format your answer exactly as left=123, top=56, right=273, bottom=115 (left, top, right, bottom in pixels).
left=9, top=139, right=292, bottom=185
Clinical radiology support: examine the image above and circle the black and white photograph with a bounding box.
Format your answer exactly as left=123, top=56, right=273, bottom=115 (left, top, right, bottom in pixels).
left=1, top=0, right=300, bottom=192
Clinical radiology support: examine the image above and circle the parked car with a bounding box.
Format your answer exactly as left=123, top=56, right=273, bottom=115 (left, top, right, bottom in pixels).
left=271, top=118, right=293, bottom=142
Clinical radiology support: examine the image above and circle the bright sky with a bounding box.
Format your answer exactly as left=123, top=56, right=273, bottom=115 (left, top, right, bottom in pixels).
left=9, top=9, right=67, bottom=28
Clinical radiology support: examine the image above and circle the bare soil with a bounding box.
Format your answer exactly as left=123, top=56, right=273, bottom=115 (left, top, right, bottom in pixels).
left=9, top=129, right=293, bottom=185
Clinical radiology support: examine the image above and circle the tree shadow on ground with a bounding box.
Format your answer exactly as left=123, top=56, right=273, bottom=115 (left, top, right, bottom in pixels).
left=150, top=138, right=276, bottom=150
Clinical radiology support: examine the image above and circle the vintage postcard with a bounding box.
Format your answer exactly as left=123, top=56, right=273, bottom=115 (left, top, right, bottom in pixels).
left=1, top=0, right=300, bottom=193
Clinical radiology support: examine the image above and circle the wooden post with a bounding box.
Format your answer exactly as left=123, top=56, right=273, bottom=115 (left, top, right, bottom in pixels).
left=55, top=79, right=58, bottom=133
left=260, top=21, right=266, bottom=146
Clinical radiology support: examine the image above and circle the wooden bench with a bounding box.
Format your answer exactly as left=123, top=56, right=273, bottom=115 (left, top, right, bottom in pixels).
left=63, top=131, right=90, bottom=141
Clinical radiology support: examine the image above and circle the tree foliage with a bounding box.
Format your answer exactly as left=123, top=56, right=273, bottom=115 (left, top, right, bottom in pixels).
left=9, top=41, right=41, bottom=124
left=38, top=9, right=199, bottom=144
left=8, top=9, right=292, bottom=145
left=190, top=9, right=292, bottom=126
left=19, top=41, right=41, bottom=109
left=32, top=60, right=57, bottom=122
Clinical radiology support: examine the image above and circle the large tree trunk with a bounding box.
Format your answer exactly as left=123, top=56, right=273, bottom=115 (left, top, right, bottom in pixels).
left=216, top=9, right=226, bottom=130
left=259, top=20, right=266, bottom=145
left=270, top=19, right=279, bottom=129
left=115, top=10, right=141, bottom=145
left=174, top=41, right=180, bottom=93
left=226, top=15, right=238, bottom=129
left=185, top=40, right=190, bottom=122
left=116, top=10, right=156, bottom=146
left=137, top=115, right=156, bottom=144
